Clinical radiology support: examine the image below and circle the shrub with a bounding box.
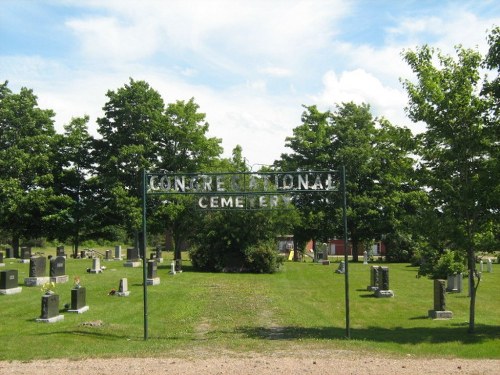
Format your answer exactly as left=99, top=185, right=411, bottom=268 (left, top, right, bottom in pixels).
left=244, top=241, right=284, bottom=274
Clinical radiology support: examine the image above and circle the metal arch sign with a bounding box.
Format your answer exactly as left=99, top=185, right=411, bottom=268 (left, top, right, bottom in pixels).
left=146, top=170, right=339, bottom=210
left=140, top=167, right=351, bottom=341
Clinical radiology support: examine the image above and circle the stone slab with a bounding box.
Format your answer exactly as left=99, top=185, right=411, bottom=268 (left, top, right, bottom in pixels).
left=24, top=276, right=50, bottom=287
left=367, top=286, right=379, bottom=292
left=50, top=275, right=69, bottom=284
left=36, top=314, right=64, bottom=323
left=67, top=305, right=89, bottom=314
left=428, top=310, right=453, bottom=319
left=0, top=263, right=5, bottom=267
left=375, top=289, right=395, bottom=298
left=0, top=287, right=22, bottom=295
left=89, top=269, right=103, bottom=274
left=116, top=291, right=130, bottom=297
left=146, top=277, right=160, bottom=286
left=123, top=261, right=141, bottom=268
left=18, top=259, right=30, bottom=264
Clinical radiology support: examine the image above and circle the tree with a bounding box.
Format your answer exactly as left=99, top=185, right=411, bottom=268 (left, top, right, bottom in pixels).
left=51, top=116, right=96, bottom=256
left=0, top=82, right=65, bottom=251
left=402, top=38, right=498, bottom=333
left=280, top=103, right=420, bottom=262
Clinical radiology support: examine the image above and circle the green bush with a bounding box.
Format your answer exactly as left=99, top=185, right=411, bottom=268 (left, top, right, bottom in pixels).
left=244, top=241, right=284, bottom=274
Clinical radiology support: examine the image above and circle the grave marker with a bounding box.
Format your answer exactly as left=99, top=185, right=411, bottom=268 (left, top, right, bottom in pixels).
left=89, top=257, right=103, bottom=273
left=19, top=246, right=31, bottom=263
left=56, top=246, right=65, bottom=257
left=0, top=252, right=4, bottom=267
left=5, top=248, right=14, bottom=259
left=428, top=279, right=453, bottom=319
left=0, top=270, right=22, bottom=294
left=114, top=245, right=122, bottom=260
left=367, top=266, right=380, bottom=291
left=146, top=260, right=160, bottom=285
left=487, top=259, right=493, bottom=273
left=117, top=278, right=130, bottom=297
left=25, top=257, right=50, bottom=286
left=68, top=287, right=89, bottom=313
left=335, top=260, right=345, bottom=274
left=37, top=294, right=64, bottom=323
left=124, top=248, right=141, bottom=267
left=375, top=267, right=394, bottom=297
left=50, top=256, right=69, bottom=283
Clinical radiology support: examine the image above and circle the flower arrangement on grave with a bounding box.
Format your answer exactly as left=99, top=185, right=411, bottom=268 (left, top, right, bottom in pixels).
left=41, top=281, right=56, bottom=295
left=73, top=276, right=81, bottom=289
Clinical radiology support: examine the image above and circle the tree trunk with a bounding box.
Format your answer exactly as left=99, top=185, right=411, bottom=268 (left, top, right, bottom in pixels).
left=351, top=237, right=359, bottom=262
left=12, top=235, right=19, bottom=256
left=467, top=249, right=476, bottom=333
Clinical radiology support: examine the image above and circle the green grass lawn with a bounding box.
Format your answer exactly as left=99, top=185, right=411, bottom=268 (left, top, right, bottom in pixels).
left=1, top=250, right=499, bottom=361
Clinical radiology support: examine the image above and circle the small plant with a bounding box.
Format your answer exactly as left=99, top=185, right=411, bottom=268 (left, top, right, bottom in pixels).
left=40, top=281, right=56, bottom=295
left=73, top=276, right=81, bottom=289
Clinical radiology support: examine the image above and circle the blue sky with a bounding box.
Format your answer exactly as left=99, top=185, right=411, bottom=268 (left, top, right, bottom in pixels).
left=1, top=0, right=499, bottom=165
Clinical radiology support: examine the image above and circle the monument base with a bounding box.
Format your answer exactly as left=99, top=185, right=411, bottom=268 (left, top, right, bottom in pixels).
left=116, top=291, right=130, bottom=297
left=114, top=257, right=122, bottom=261
left=146, top=277, right=160, bottom=286
left=19, top=259, right=30, bottom=264
left=123, top=261, right=141, bottom=268
left=68, top=306, right=89, bottom=314
left=24, top=276, right=50, bottom=287
left=50, top=275, right=69, bottom=284
left=367, top=286, right=379, bottom=292
left=0, top=263, right=5, bottom=267
left=428, top=310, right=453, bottom=319
left=375, top=289, right=395, bottom=298
left=36, top=315, right=64, bottom=323
left=0, top=287, right=22, bottom=295
left=89, top=269, right=102, bottom=274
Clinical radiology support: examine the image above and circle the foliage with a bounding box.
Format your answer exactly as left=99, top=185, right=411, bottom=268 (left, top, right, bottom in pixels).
left=402, top=34, right=498, bottom=332
left=244, top=240, right=284, bottom=273
left=417, top=248, right=466, bottom=279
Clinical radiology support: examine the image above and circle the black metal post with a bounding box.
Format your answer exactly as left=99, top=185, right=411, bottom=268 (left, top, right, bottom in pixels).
left=142, top=169, right=148, bottom=340
left=341, top=166, right=350, bottom=339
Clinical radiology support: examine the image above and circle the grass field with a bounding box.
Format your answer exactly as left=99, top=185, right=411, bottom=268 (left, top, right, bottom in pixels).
left=0, top=248, right=499, bottom=361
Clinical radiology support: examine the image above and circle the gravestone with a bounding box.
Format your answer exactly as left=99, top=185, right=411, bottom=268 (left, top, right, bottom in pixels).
left=487, top=259, right=493, bottom=273
left=446, top=273, right=463, bottom=293
left=105, top=250, right=112, bottom=261
left=80, top=250, right=87, bottom=259
left=56, top=246, right=65, bottom=257
left=0, top=252, right=4, bottom=267
left=0, top=270, right=22, bottom=294
left=25, top=257, right=50, bottom=286
left=117, top=278, right=130, bottom=297
left=375, top=267, right=394, bottom=297
left=367, top=266, right=380, bottom=291
left=363, top=250, right=368, bottom=265
left=68, top=287, right=89, bottom=313
left=169, top=261, right=176, bottom=275
left=335, top=261, right=345, bottom=274
left=155, top=248, right=163, bottom=263
left=480, top=260, right=484, bottom=272
left=114, top=245, right=122, bottom=260
left=428, top=279, right=453, bottom=319
left=146, top=260, right=160, bottom=285
left=89, top=257, right=102, bottom=273
left=50, top=256, right=69, bottom=283
left=5, top=248, right=14, bottom=259
left=19, top=246, right=31, bottom=263
left=37, top=294, right=64, bottom=323
left=124, top=248, right=141, bottom=267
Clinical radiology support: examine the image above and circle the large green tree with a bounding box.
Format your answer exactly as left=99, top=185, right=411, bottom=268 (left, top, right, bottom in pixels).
left=0, top=82, right=67, bottom=251
left=402, top=35, right=498, bottom=333
left=280, top=103, right=420, bottom=262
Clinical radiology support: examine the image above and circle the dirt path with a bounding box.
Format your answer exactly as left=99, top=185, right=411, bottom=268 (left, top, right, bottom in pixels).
left=1, top=351, right=498, bottom=375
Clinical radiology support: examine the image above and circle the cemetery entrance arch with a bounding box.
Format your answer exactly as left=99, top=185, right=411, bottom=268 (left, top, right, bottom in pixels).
left=140, top=168, right=350, bottom=340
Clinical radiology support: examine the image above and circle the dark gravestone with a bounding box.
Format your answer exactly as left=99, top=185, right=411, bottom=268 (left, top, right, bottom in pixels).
left=433, top=279, right=446, bottom=311
left=71, top=287, right=86, bottom=310
left=50, top=256, right=66, bottom=277
left=147, top=260, right=157, bottom=279
left=368, top=266, right=381, bottom=291
left=30, top=257, right=47, bottom=277
left=155, top=248, right=162, bottom=260
left=56, top=246, right=65, bottom=257
left=13, top=248, right=20, bottom=259
left=105, top=250, right=112, bottom=260
left=127, top=248, right=140, bottom=261
left=80, top=250, right=87, bottom=259
left=428, top=279, right=452, bottom=319
left=6, top=248, right=14, bottom=258
left=20, top=246, right=31, bottom=259
left=40, top=294, right=59, bottom=319
left=0, top=270, right=18, bottom=289
left=380, top=267, right=390, bottom=290
left=0, top=252, right=3, bottom=263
